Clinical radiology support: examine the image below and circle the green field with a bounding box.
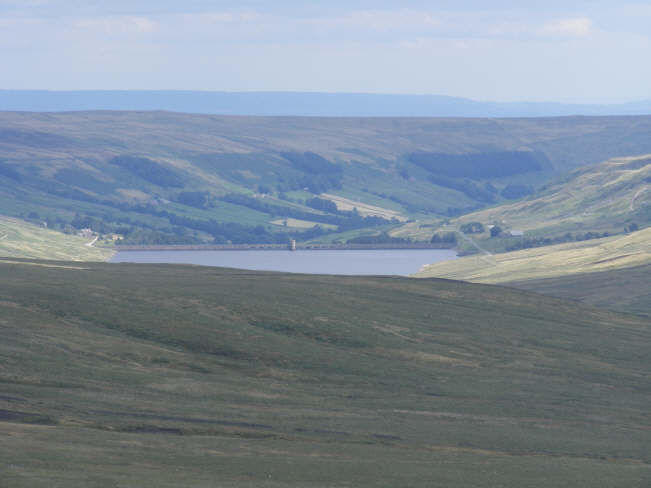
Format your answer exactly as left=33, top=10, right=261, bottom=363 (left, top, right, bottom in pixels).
left=1, top=259, right=650, bottom=487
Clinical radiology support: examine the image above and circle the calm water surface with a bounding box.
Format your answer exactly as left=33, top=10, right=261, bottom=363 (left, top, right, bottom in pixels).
left=110, top=249, right=457, bottom=276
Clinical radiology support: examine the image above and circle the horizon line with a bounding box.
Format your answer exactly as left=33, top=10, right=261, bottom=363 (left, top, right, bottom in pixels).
left=1, top=89, right=649, bottom=106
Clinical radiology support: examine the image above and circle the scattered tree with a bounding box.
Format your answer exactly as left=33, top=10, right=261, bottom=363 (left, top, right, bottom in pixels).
left=460, top=222, right=485, bottom=234
left=431, top=232, right=457, bottom=245
left=490, top=225, right=503, bottom=237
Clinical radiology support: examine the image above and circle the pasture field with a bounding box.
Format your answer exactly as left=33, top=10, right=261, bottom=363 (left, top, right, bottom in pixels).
left=270, top=217, right=338, bottom=230
left=320, top=193, right=407, bottom=221
left=0, top=259, right=650, bottom=487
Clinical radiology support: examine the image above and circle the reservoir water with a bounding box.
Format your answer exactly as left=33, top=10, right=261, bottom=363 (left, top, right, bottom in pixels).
left=110, top=249, right=457, bottom=276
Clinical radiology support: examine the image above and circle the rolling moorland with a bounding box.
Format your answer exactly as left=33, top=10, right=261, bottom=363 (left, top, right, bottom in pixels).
left=1, top=259, right=650, bottom=488
left=2, top=111, right=651, bottom=245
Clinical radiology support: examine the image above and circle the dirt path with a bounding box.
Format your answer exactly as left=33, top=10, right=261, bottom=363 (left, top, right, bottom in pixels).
left=457, top=231, right=496, bottom=265
left=630, top=186, right=647, bottom=211
left=0, top=233, right=8, bottom=241
left=85, top=235, right=98, bottom=247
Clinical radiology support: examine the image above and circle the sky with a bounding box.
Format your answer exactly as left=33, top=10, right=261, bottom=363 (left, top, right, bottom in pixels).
left=1, top=0, right=650, bottom=102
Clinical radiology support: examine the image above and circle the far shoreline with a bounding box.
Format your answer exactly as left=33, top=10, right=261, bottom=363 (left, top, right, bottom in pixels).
left=109, top=243, right=457, bottom=252
left=109, top=247, right=458, bottom=276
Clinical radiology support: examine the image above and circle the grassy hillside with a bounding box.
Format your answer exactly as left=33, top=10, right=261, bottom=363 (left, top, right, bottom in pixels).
left=415, top=226, right=650, bottom=282
left=456, top=154, right=649, bottom=238
left=413, top=179, right=650, bottom=315
left=504, top=264, right=651, bottom=317
left=0, top=215, right=112, bottom=261
left=393, top=153, right=649, bottom=252
left=1, top=259, right=650, bottom=487
left=2, top=111, right=651, bottom=245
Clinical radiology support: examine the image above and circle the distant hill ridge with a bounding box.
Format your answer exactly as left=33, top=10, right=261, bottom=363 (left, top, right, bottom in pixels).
left=2, top=90, right=651, bottom=117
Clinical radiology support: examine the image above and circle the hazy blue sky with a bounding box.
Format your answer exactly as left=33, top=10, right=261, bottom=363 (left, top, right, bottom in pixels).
left=1, top=1, right=650, bottom=102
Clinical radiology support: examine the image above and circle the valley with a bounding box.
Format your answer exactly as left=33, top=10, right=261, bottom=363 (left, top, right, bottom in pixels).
left=2, top=112, right=651, bottom=246
left=0, top=109, right=649, bottom=488
left=3, top=3, right=651, bottom=487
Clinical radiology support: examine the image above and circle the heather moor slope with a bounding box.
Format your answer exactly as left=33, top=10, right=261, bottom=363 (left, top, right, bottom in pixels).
left=1, top=259, right=650, bottom=487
